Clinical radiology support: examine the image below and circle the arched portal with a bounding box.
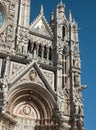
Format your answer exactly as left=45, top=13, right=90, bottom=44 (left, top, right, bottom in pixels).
left=7, top=82, right=56, bottom=130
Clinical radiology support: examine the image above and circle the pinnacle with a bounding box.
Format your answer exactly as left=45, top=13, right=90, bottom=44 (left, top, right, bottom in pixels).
left=40, top=5, right=44, bottom=15
left=60, top=0, right=63, bottom=6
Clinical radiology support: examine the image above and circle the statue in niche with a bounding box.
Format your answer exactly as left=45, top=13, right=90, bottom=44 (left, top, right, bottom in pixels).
left=75, top=58, right=80, bottom=67
left=57, top=89, right=64, bottom=111
left=74, top=98, right=84, bottom=115
left=18, top=29, right=23, bottom=41
left=74, top=74, right=80, bottom=87
left=63, top=87, right=70, bottom=114
left=17, top=42, right=27, bottom=54
left=23, top=31, right=29, bottom=43
left=74, top=87, right=82, bottom=103
left=73, top=85, right=83, bottom=115
left=64, top=97, right=70, bottom=114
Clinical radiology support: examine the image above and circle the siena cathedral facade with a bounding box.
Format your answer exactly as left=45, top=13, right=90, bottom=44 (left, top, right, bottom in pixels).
left=0, top=0, right=86, bottom=130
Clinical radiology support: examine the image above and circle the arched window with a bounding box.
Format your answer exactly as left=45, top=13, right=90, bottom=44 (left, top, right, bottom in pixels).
left=49, top=47, right=52, bottom=60
left=33, top=42, right=36, bottom=51
left=62, top=26, right=65, bottom=40
left=28, top=40, right=32, bottom=52
left=38, top=44, right=42, bottom=57
left=44, top=45, right=47, bottom=59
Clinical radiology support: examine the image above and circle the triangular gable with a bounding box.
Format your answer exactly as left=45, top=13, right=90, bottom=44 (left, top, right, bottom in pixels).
left=30, top=15, right=53, bottom=38
left=9, top=61, right=56, bottom=99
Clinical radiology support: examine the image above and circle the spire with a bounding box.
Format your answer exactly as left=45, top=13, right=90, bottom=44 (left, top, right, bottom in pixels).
left=69, top=10, right=73, bottom=22
left=59, top=0, right=65, bottom=7
left=60, top=0, right=63, bottom=6
left=40, top=5, right=44, bottom=15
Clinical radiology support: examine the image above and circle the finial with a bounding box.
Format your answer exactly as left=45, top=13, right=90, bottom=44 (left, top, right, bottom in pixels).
left=69, top=10, right=73, bottom=22
left=50, top=12, right=54, bottom=21
left=59, top=0, right=66, bottom=8
left=40, top=5, right=44, bottom=15
left=60, top=0, right=63, bottom=6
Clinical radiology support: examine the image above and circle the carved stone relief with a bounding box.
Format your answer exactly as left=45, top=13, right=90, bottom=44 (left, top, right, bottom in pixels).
left=13, top=103, right=37, bottom=130
left=17, top=28, right=29, bottom=54
left=56, top=88, right=64, bottom=111
left=0, top=0, right=16, bottom=52
left=0, top=32, right=6, bottom=43
left=43, top=69, right=54, bottom=90
left=30, top=35, right=52, bottom=47
left=7, top=25, right=14, bottom=42
left=73, top=87, right=84, bottom=115
left=29, top=69, right=37, bottom=82
left=63, top=88, right=70, bottom=114
left=74, top=73, right=80, bottom=87
left=10, top=62, right=25, bottom=80
left=11, top=62, right=23, bottom=75
left=74, top=99, right=84, bottom=115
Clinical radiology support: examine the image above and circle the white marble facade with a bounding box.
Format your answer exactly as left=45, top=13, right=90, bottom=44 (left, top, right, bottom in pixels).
left=0, top=0, right=86, bottom=130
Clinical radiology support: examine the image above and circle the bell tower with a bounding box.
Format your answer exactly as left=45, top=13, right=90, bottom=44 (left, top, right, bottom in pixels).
left=50, top=0, right=86, bottom=130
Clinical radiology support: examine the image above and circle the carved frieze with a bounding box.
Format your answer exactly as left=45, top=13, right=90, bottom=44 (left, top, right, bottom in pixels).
left=10, top=62, right=26, bottom=80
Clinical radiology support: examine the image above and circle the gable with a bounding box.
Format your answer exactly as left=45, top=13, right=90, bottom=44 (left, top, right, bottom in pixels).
left=30, top=15, right=53, bottom=38
left=33, top=19, right=50, bottom=37
left=9, top=61, right=56, bottom=99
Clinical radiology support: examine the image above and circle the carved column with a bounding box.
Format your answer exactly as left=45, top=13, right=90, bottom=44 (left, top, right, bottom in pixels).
left=2, top=56, right=11, bottom=113
left=42, top=45, right=44, bottom=60
left=47, top=46, right=49, bottom=61
left=4, top=56, right=11, bottom=79
left=36, top=43, right=39, bottom=59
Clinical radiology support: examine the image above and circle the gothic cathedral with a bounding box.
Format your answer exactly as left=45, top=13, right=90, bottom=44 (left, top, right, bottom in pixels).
left=0, top=0, right=86, bottom=130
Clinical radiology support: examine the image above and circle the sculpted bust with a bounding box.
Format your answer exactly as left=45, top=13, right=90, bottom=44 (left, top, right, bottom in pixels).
left=23, top=105, right=31, bottom=115
left=29, top=69, right=37, bottom=81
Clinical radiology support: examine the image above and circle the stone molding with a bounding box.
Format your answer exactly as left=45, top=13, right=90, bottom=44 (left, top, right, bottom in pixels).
left=0, top=2, right=8, bottom=33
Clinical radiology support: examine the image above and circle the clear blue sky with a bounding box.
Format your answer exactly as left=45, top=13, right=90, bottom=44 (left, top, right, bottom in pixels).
left=30, top=0, right=96, bottom=130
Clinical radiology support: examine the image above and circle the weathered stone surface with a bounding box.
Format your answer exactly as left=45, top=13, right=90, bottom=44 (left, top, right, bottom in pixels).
left=0, top=0, right=86, bottom=130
